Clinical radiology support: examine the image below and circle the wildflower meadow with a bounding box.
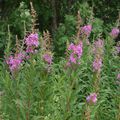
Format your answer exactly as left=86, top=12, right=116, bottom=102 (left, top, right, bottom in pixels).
left=0, top=1, right=120, bottom=120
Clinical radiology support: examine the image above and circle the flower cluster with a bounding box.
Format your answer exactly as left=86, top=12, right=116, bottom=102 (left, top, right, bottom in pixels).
left=25, top=33, right=39, bottom=53
left=110, top=28, right=119, bottom=38
left=43, top=53, right=52, bottom=64
left=81, top=25, right=92, bottom=37
left=67, top=41, right=83, bottom=65
left=86, top=93, right=97, bottom=104
left=6, top=32, right=39, bottom=72
left=6, top=53, right=25, bottom=72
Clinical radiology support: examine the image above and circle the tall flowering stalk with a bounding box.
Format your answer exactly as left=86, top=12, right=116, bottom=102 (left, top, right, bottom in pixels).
left=30, top=2, right=38, bottom=33
left=92, top=39, right=104, bottom=85
left=42, top=31, right=53, bottom=66
left=25, top=2, right=39, bottom=120
left=65, top=12, right=84, bottom=119
left=85, top=39, right=103, bottom=120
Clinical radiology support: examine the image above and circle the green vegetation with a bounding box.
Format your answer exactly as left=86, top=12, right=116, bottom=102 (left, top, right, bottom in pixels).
left=0, top=1, right=120, bottom=120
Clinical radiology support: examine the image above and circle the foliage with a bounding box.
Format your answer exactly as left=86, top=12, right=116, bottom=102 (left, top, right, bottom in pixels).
left=0, top=1, right=120, bottom=120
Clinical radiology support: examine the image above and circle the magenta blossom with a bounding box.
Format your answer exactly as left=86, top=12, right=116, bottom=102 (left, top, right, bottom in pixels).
left=68, top=41, right=83, bottom=64
left=93, top=58, right=102, bottom=71
left=16, top=53, right=25, bottom=61
left=26, top=46, right=34, bottom=53
left=110, top=28, right=119, bottom=38
left=70, top=53, right=77, bottom=64
left=68, top=43, right=75, bottom=51
left=6, top=55, right=23, bottom=72
left=43, top=53, right=52, bottom=64
left=25, top=33, right=39, bottom=47
left=81, top=25, right=92, bottom=36
left=86, top=93, right=97, bottom=104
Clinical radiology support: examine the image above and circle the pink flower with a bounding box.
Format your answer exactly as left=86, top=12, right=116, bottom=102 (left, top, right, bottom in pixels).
left=16, top=53, right=25, bottom=61
left=69, top=53, right=76, bottom=64
left=86, top=93, right=97, bottom=104
left=25, top=33, right=39, bottom=47
left=117, top=74, right=120, bottom=80
left=110, top=28, right=119, bottom=38
left=6, top=52, right=25, bottom=72
left=68, top=41, right=83, bottom=64
left=81, top=25, right=92, bottom=36
left=26, top=46, right=34, bottom=53
left=43, top=53, right=52, bottom=64
left=93, top=58, right=102, bottom=71
left=68, top=43, right=75, bottom=50
left=6, top=55, right=22, bottom=72
left=75, top=42, right=83, bottom=58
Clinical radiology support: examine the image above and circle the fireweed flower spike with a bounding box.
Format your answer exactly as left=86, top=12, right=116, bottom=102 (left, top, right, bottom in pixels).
left=25, top=33, right=39, bottom=47
left=25, top=33, right=39, bottom=53
left=110, top=28, right=120, bottom=38
left=92, top=39, right=104, bottom=72
left=86, top=93, right=97, bottom=104
left=6, top=53, right=25, bottom=72
left=81, top=25, right=92, bottom=37
left=68, top=41, right=83, bottom=65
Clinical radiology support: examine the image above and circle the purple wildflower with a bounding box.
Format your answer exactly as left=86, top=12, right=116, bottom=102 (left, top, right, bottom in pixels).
left=26, top=46, right=34, bottom=53
left=25, top=33, right=39, bottom=47
left=110, top=28, right=120, bottom=38
left=6, top=55, right=23, bottom=72
left=16, top=53, right=25, bottom=61
left=70, top=53, right=76, bottom=64
left=68, top=43, right=75, bottom=51
left=86, top=93, right=97, bottom=104
left=68, top=41, right=83, bottom=64
left=93, top=58, right=102, bottom=71
left=43, top=53, right=52, bottom=64
left=81, top=25, right=92, bottom=36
